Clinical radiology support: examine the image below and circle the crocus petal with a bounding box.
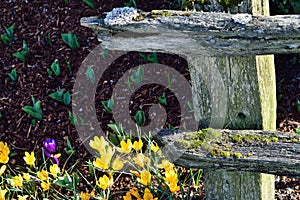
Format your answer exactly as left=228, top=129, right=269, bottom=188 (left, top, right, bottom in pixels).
left=43, top=139, right=56, bottom=153
left=51, top=156, right=59, bottom=166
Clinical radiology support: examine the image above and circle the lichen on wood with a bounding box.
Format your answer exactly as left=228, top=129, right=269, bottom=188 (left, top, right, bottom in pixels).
left=155, top=129, right=300, bottom=176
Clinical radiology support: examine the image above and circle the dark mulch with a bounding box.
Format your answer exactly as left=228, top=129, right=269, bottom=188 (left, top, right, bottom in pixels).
left=0, top=0, right=300, bottom=199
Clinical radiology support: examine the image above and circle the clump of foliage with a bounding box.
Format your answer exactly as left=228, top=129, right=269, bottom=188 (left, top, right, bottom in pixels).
left=270, top=0, right=300, bottom=14
left=1, top=24, right=14, bottom=45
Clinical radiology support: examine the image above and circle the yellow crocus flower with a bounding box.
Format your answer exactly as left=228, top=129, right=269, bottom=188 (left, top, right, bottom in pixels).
left=0, top=142, right=10, bottom=164
left=41, top=181, right=50, bottom=191
left=79, top=192, right=91, bottom=200
left=112, top=157, right=124, bottom=171
left=133, top=139, right=143, bottom=151
left=37, top=170, right=49, bottom=181
left=133, top=153, right=150, bottom=169
left=164, top=169, right=178, bottom=184
left=150, top=143, right=159, bottom=152
left=143, top=188, right=158, bottom=200
left=17, top=195, right=28, bottom=200
left=23, top=151, right=35, bottom=166
left=89, top=136, right=111, bottom=156
left=137, top=170, right=151, bottom=186
left=129, top=187, right=140, bottom=198
left=0, top=189, right=7, bottom=200
left=10, top=174, right=23, bottom=187
left=123, top=192, right=132, bottom=200
left=50, top=164, right=60, bottom=179
left=158, top=159, right=174, bottom=171
left=169, top=182, right=180, bottom=193
left=96, top=174, right=110, bottom=190
left=0, top=165, right=6, bottom=176
left=22, top=173, right=30, bottom=181
left=118, top=139, right=132, bottom=154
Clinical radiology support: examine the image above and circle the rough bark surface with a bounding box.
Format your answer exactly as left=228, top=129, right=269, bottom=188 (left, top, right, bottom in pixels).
left=81, top=11, right=300, bottom=56
left=156, top=129, right=300, bottom=177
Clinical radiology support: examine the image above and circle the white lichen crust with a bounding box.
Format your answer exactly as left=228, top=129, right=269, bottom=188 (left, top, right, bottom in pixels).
left=104, top=7, right=139, bottom=26
left=232, top=14, right=252, bottom=25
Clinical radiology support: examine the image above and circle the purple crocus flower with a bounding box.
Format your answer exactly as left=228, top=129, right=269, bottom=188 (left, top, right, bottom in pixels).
left=43, top=138, right=59, bottom=165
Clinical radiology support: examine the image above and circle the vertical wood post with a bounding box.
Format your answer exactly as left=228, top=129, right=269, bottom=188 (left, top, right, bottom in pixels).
left=193, top=0, right=276, bottom=199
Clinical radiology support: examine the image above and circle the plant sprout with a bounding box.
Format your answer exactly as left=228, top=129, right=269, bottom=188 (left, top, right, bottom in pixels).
left=1, top=23, right=14, bottom=45
left=61, top=32, right=80, bottom=49
left=22, top=96, right=42, bottom=120
left=13, top=40, right=29, bottom=62
left=101, top=97, right=114, bottom=113
left=158, top=93, right=167, bottom=106
left=49, top=88, right=71, bottom=105
left=8, top=68, right=17, bottom=82
left=85, top=66, right=95, bottom=83
left=134, top=110, right=146, bottom=126
left=82, top=0, right=95, bottom=8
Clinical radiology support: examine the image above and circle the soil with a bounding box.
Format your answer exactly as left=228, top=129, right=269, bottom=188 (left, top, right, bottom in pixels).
left=0, top=0, right=300, bottom=199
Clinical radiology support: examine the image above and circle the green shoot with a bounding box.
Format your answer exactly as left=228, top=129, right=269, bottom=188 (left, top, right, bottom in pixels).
left=0, top=112, right=2, bottom=119
left=1, top=23, right=14, bottom=44
left=130, top=65, right=144, bottom=84
left=101, top=97, right=114, bottom=113
left=49, top=60, right=61, bottom=76
left=124, top=0, right=137, bottom=8
left=297, top=100, right=300, bottom=113
left=187, top=100, right=194, bottom=112
left=85, top=66, right=95, bottom=83
left=61, top=32, right=80, bottom=49
left=49, top=88, right=71, bottom=105
left=158, top=93, right=167, bottom=106
left=47, top=32, right=53, bottom=47
left=167, top=73, right=173, bottom=89
left=296, top=128, right=300, bottom=134
left=68, top=111, right=78, bottom=126
left=82, top=0, right=95, bottom=8
left=108, top=123, right=127, bottom=136
left=134, top=110, right=146, bottom=126
left=8, top=68, right=18, bottom=82
left=108, top=123, right=128, bottom=146
left=22, top=96, right=42, bottom=120
left=64, top=57, right=72, bottom=74
left=64, top=138, right=76, bottom=156
left=13, top=40, right=29, bottom=62
left=139, top=52, right=158, bottom=63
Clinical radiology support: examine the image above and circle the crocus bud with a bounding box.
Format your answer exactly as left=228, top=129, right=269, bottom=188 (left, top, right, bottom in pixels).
left=43, top=138, right=59, bottom=165
left=43, top=138, right=56, bottom=154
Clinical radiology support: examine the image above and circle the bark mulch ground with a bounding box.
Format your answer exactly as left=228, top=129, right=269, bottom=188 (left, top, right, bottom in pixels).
left=0, top=0, right=300, bottom=199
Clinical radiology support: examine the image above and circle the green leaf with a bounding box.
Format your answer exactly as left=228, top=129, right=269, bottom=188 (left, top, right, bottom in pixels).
left=1, top=24, right=14, bottom=44
left=134, top=110, right=146, bottom=126
left=63, top=91, right=71, bottom=105
left=22, top=106, right=42, bottom=120
left=82, top=0, right=95, bottom=8
left=13, top=52, right=26, bottom=62
left=33, top=100, right=41, bottom=113
left=85, top=66, right=95, bottom=83
left=108, top=123, right=126, bottom=136
left=158, top=93, right=167, bottom=106
left=101, top=97, right=114, bottom=113
left=297, top=100, right=300, bottom=113
left=51, top=60, right=60, bottom=76
left=61, top=32, right=80, bottom=49
left=68, top=111, right=78, bottom=126
left=8, top=68, right=17, bottom=81
left=109, top=132, right=120, bottom=146
left=129, top=65, right=144, bottom=84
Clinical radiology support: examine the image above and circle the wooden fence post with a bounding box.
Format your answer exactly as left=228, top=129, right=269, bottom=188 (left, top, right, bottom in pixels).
left=201, top=0, right=275, bottom=199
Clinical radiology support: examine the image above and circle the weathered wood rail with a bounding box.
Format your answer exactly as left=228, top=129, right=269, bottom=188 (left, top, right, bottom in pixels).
left=81, top=11, right=300, bottom=56
left=156, top=129, right=300, bottom=177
